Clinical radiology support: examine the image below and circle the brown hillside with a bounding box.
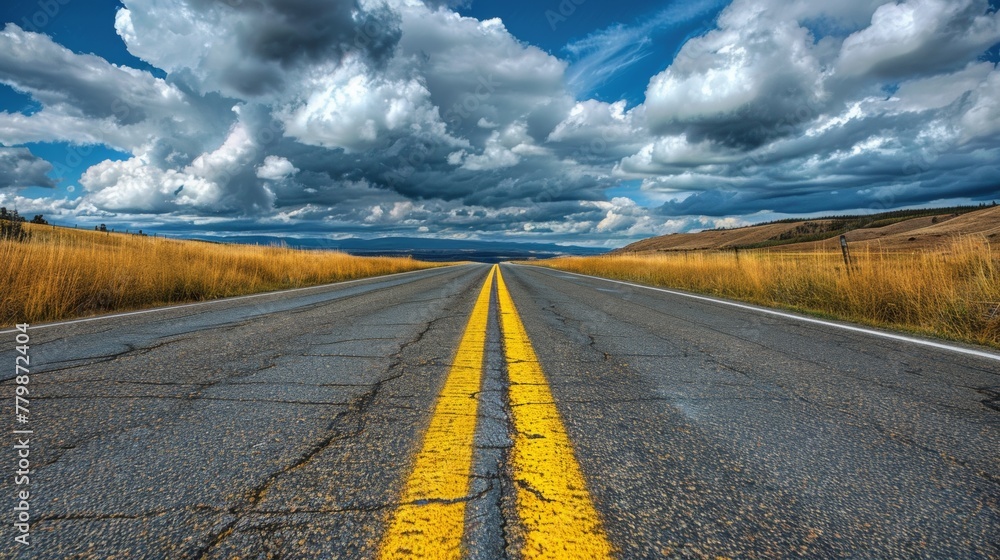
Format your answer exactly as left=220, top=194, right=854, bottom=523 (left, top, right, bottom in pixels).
left=615, top=220, right=837, bottom=252
left=615, top=206, right=1000, bottom=254
left=781, top=206, right=1000, bottom=252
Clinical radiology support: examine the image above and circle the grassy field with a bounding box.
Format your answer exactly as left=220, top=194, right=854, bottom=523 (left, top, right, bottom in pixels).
left=533, top=235, right=1000, bottom=349
left=0, top=223, right=442, bottom=326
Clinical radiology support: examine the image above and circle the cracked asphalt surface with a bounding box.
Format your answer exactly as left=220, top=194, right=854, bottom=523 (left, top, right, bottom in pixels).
left=2, top=263, right=998, bottom=558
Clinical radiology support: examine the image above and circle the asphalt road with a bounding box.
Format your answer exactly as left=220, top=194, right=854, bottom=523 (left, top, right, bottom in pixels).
left=1, top=263, right=997, bottom=558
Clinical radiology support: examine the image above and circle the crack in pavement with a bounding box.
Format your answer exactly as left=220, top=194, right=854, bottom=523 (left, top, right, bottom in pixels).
left=9, top=267, right=488, bottom=557
left=586, top=333, right=611, bottom=362
left=465, top=279, right=517, bottom=560
left=36, top=504, right=225, bottom=524
left=243, top=482, right=496, bottom=517
left=513, top=479, right=554, bottom=503
left=976, top=387, right=1000, bottom=413
left=194, top=370, right=404, bottom=559
left=3, top=335, right=205, bottom=380
left=31, top=356, right=284, bottom=472
left=195, top=277, right=475, bottom=557
left=30, top=379, right=375, bottom=389
left=32, top=395, right=353, bottom=406
left=300, top=353, right=385, bottom=358
left=305, top=337, right=398, bottom=345
left=727, top=361, right=1000, bottom=488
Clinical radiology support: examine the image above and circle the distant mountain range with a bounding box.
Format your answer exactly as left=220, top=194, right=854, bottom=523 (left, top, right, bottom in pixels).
left=187, top=235, right=607, bottom=263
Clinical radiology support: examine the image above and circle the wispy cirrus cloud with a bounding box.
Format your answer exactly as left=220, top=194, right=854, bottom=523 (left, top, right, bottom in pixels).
left=563, top=0, right=730, bottom=98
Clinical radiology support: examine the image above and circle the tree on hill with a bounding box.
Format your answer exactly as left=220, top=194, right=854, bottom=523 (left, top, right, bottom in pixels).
left=0, top=209, right=30, bottom=242
left=30, top=214, right=47, bottom=224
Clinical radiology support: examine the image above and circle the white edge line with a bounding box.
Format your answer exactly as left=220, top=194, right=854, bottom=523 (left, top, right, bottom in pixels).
left=0, top=265, right=463, bottom=335
left=514, top=264, right=1000, bottom=363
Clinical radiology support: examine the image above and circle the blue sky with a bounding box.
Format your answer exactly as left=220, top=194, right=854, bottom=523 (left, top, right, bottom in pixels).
left=0, top=0, right=999, bottom=246
left=459, top=0, right=728, bottom=105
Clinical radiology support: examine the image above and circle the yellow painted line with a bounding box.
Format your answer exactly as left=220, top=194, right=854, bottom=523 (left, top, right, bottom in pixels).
left=379, top=265, right=497, bottom=559
left=495, top=266, right=614, bottom=559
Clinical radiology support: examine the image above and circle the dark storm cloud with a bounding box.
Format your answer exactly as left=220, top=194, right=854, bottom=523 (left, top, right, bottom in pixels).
left=656, top=153, right=1000, bottom=217
left=233, top=0, right=399, bottom=64
left=117, top=0, right=401, bottom=98
left=255, top=128, right=608, bottom=213
left=652, top=73, right=824, bottom=150
left=659, top=177, right=1000, bottom=217
left=217, top=0, right=401, bottom=95
left=0, top=147, right=56, bottom=189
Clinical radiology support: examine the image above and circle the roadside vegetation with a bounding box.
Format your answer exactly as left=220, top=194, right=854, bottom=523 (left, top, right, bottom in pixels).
left=533, top=235, right=1000, bottom=349
left=0, top=221, right=441, bottom=326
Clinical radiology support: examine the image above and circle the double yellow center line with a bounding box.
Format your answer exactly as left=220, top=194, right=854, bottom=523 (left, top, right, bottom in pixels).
left=379, top=265, right=613, bottom=559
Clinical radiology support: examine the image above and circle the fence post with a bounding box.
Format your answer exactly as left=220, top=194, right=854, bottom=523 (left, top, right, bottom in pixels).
left=840, top=235, right=852, bottom=270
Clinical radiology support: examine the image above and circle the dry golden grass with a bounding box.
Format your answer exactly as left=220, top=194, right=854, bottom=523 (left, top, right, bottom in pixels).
left=534, top=235, right=1000, bottom=348
left=1, top=223, right=443, bottom=326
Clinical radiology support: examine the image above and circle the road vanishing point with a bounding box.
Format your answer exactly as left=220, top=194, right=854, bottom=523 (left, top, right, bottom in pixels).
left=2, top=263, right=998, bottom=558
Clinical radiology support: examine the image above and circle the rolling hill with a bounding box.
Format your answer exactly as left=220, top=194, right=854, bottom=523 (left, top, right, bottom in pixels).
left=615, top=205, right=1000, bottom=254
